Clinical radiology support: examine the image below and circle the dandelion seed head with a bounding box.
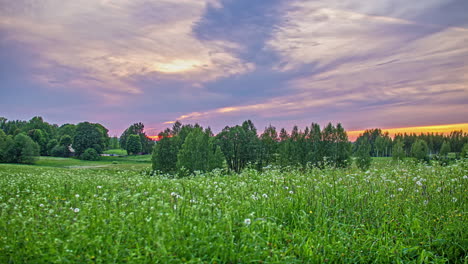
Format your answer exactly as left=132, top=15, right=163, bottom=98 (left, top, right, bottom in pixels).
left=244, top=218, right=251, bottom=225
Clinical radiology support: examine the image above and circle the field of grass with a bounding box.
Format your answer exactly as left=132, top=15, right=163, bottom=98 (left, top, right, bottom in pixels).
left=33, top=155, right=151, bottom=170
left=0, top=159, right=466, bottom=263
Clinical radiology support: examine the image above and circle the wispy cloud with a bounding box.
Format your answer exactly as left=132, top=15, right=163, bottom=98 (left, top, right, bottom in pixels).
left=165, top=0, right=467, bottom=130
left=0, top=0, right=253, bottom=101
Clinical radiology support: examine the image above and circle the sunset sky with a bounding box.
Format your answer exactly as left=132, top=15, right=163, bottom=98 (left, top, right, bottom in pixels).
left=1, top=0, right=467, bottom=137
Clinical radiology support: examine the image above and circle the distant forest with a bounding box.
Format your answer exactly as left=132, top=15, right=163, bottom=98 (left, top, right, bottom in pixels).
left=1, top=117, right=467, bottom=173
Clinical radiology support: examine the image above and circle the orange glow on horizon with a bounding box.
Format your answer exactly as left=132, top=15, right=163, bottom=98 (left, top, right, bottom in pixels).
left=147, top=135, right=173, bottom=141
left=347, top=123, right=468, bottom=141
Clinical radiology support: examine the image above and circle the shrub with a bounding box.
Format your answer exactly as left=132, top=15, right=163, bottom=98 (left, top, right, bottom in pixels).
left=80, top=148, right=100, bottom=161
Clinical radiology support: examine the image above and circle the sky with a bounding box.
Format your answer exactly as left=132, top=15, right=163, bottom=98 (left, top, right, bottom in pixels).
left=1, top=0, right=467, bottom=137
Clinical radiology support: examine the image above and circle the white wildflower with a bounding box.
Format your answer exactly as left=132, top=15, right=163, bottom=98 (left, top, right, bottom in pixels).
left=416, top=181, right=422, bottom=186
left=397, top=188, right=404, bottom=192
left=39, top=204, right=44, bottom=207
left=75, top=194, right=80, bottom=198
left=289, top=190, right=294, bottom=194
left=74, top=208, right=80, bottom=213
left=244, top=218, right=251, bottom=225
left=452, top=197, right=458, bottom=203
left=97, top=186, right=102, bottom=189
left=262, top=193, right=268, bottom=198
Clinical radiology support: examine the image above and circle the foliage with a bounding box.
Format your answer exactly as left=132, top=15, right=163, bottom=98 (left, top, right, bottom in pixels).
left=73, top=122, right=109, bottom=157
left=50, top=145, right=69, bottom=158
left=109, top=136, right=120, bottom=149
left=80, top=148, right=100, bottom=161
left=120, top=122, right=153, bottom=154
left=461, top=143, right=468, bottom=159
left=176, top=128, right=225, bottom=176
left=411, top=139, right=430, bottom=162
left=7, top=133, right=40, bottom=164
left=0, top=160, right=466, bottom=263
left=392, top=139, right=406, bottom=162
left=355, top=138, right=372, bottom=171
left=439, top=141, right=451, bottom=157
left=152, top=134, right=178, bottom=173
left=59, top=135, right=73, bottom=147
left=258, top=125, right=279, bottom=168
left=0, top=130, right=13, bottom=162
left=126, top=134, right=142, bottom=155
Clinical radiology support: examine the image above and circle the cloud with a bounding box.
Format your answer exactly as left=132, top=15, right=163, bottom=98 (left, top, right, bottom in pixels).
left=0, top=0, right=253, bottom=101
left=163, top=0, right=467, bottom=131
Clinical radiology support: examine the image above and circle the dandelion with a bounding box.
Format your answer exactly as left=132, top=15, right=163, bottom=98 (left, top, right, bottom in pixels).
left=39, top=204, right=44, bottom=207
left=289, top=190, right=294, bottom=194
left=397, top=188, right=404, bottom=192
left=262, top=194, right=268, bottom=198
left=244, top=218, right=251, bottom=225
left=74, top=208, right=80, bottom=213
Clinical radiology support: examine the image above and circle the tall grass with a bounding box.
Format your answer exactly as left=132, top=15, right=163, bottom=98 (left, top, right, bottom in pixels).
left=0, top=160, right=466, bottom=263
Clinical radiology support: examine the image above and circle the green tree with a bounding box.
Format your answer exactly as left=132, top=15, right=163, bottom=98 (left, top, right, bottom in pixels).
left=152, top=133, right=178, bottom=173
left=73, top=122, right=108, bottom=157
left=126, top=134, right=142, bottom=155
left=461, top=143, right=468, bottom=159
left=46, top=139, right=58, bottom=156
left=278, top=128, right=292, bottom=167
left=335, top=123, right=352, bottom=168
left=259, top=125, right=279, bottom=168
left=411, top=139, right=429, bottom=162
left=110, top=136, right=120, bottom=149
left=355, top=138, right=372, bottom=171
left=439, top=141, right=451, bottom=157
left=392, top=139, right=406, bottom=162
left=120, top=123, right=153, bottom=154
left=10, top=133, right=40, bottom=164
left=0, top=130, right=13, bottom=162
left=307, top=123, right=323, bottom=166
left=176, top=128, right=208, bottom=175
left=216, top=121, right=259, bottom=173
left=81, top=148, right=100, bottom=161
left=207, top=138, right=225, bottom=171
left=28, top=129, right=48, bottom=155
left=60, top=135, right=73, bottom=147
left=57, top=124, right=76, bottom=139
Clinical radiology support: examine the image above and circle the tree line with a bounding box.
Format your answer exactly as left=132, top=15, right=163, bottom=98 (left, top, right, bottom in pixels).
left=152, top=120, right=353, bottom=175
left=1, top=116, right=467, bottom=170
left=0, top=116, right=154, bottom=164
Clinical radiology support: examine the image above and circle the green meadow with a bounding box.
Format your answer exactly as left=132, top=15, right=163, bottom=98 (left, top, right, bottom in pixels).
left=0, top=158, right=466, bottom=263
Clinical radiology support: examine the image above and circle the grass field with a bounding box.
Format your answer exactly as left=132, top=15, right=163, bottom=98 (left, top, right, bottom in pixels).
left=33, top=155, right=151, bottom=170
left=0, top=158, right=466, bottom=263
